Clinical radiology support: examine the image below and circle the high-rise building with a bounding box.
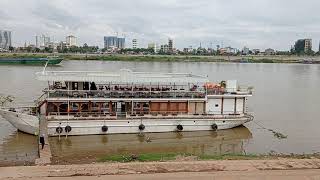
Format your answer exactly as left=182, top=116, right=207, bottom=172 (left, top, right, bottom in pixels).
left=304, top=39, right=312, bottom=51
left=104, top=36, right=117, bottom=49
left=35, top=34, right=51, bottom=49
left=66, top=35, right=77, bottom=47
left=132, top=39, right=138, bottom=49
left=104, top=36, right=125, bottom=49
left=294, top=39, right=312, bottom=53
left=118, top=37, right=125, bottom=49
left=0, top=30, right=12, bottom=49
left=168, top=38, right=173, bottom=52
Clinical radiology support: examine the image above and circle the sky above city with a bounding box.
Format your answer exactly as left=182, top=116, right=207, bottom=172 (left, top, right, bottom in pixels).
left=1, top=0, right=320, bottom=50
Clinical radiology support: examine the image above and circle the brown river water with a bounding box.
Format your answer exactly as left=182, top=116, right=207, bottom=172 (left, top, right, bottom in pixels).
left=0, top=60, right=320, bottom=165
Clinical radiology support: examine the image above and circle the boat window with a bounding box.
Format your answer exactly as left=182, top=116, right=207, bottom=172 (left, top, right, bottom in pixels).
left=72, top=82, right=78, bottom=90
left=71, top=103, right=79, bottom=111
left=83, top=82, right=90, bottom=90
left=90, top=82, right=97, bottom=90
left=215, top=104, right=219, bottom=107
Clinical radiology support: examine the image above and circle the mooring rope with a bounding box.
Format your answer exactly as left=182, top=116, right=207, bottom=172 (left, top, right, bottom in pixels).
left=253, top=120, right=288, bottom=139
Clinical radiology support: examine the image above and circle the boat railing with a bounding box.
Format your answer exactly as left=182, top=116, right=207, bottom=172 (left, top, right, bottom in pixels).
left=1, top=106, right=37, bottom=115
left=46, top=111, right=248, bottom=120
left=47, top=111, right=117, bottom=118
left=206, top=86, right=253, bottom=95
left=35, top=92, right=47, bottom=106
left=129, top=111, right=247, bottom=119
left=44, top=89, right=207, bottom=99
left=126, top=110, right=244, bottom=116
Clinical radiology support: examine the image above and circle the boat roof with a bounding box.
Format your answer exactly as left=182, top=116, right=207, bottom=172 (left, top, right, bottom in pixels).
left=35, top=69, right=209, bottom=84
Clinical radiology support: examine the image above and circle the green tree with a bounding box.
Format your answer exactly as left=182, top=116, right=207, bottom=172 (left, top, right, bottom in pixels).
left=8, top=46, right=14, bottom=52
left=26, top=46, right=32, bottom=52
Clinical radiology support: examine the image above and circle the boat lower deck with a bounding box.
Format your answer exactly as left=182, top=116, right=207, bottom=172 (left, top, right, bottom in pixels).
left=46, top=115, right=253, bottom=136
left=47, top=113, right=246, bottom=120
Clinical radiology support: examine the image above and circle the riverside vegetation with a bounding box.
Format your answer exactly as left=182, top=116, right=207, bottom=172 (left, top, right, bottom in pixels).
left=97, top=152, right=320, bottom=163
left=1, top=53, right=319, bottom=63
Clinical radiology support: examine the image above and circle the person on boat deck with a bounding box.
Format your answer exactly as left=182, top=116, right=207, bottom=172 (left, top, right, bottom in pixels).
left=40, top=134, right=45, bottom=149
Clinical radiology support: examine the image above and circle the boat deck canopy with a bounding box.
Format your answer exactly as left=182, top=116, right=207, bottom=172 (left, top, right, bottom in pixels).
left=36, top=69, right=209, bottom=84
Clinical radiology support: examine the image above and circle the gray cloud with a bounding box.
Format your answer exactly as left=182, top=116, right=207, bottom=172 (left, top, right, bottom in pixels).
left=0, top=0, right=319, bottom=50
left=32, top=2, right=87, bottom=31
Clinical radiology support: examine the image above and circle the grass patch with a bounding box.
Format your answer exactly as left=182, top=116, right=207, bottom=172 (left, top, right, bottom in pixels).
left=199, top=154, right=261, bottom=160
left=97, top=152, right=320, bottom=163
left=138, top=153, right=177, bottom=161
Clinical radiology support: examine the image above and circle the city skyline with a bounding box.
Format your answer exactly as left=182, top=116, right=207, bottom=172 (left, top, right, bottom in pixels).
left=1, top=0, right=320, bottom=50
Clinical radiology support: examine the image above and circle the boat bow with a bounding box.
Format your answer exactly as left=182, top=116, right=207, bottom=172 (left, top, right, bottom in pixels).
left=0, top=108, right=39, bottom=135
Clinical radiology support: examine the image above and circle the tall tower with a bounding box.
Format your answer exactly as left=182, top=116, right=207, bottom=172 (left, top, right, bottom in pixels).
left=0, top=30, right=12, bottom=49
left=168, top=38, right=173, bottom=53
left=35, top=36, right=39, bottom=48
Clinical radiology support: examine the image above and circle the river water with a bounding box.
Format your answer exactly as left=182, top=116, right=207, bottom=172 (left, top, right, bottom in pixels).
left=0, top=60, right=320, bottom=165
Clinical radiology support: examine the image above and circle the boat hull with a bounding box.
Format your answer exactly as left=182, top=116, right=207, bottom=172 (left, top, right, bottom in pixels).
left=0, top=58, right=63, bottom=65
left=47, top=116, right=252, bottom=136
left=0, top=109, right=39, bottom=135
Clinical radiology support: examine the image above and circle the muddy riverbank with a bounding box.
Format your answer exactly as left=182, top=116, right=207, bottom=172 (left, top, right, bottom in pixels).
left=1, top=159, right=320, bottom=179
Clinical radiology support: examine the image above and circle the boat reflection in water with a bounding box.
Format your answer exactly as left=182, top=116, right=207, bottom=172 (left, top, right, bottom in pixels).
left=0, top=131, right=38, bottom=166
left=50, top=126, right=252, bottom=164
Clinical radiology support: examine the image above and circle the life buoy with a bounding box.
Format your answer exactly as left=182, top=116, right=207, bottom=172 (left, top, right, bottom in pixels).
left=139, top=124, right=145, bottom=131
left=65, top=125, right=72, bottom=133
left=56, top=127, right=63, bottom=134
left=102, top=125, right=108, bottom=132
left=211, top=123, right=218, bottom=131
left=177, top=125, right=183, bottom=131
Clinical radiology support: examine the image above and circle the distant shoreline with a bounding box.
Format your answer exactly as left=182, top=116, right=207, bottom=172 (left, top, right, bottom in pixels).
left=1, top=53, right=320, bottom=64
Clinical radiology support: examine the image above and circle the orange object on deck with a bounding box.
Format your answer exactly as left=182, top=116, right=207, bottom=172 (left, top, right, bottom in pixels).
left=204, top=83, right=220, bottom=89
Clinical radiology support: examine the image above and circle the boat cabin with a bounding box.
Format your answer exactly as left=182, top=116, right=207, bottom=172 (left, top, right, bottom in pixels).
left=36, top=69, right=252, bottom=119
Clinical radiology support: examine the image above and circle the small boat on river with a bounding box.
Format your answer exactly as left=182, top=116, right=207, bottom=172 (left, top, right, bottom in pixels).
left=0, top=56, right=63, bottom=65
left=0, top=69, right=254, bottom=136
left=0, top=108, right=39, bottom=135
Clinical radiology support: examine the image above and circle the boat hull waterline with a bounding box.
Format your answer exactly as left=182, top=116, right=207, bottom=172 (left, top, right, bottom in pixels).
left=46, top=116, right=253, bottom=136
left=0, top=58, right=63, bottom=65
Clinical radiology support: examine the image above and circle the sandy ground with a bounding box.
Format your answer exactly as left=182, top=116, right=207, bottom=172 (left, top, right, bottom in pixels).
left=3, top=170, right=320, bottom=180
left=1, top=159, right=320, bottom=179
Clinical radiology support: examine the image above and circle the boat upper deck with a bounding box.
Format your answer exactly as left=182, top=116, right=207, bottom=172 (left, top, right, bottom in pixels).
left=36, top=69, right=209, bottom=84
left=36, top=69, right=253, bottom=101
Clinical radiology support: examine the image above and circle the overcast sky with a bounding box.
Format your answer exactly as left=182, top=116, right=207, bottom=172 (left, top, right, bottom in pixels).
left=1, top=0, right=320, bottom=50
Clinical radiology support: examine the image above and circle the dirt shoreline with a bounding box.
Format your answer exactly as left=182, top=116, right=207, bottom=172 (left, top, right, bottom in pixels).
left=1, top=159, right=320, bottom=179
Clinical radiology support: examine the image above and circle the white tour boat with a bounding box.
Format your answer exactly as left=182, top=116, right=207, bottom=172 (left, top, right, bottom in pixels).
left=0, top=69, right=254, bottom=136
